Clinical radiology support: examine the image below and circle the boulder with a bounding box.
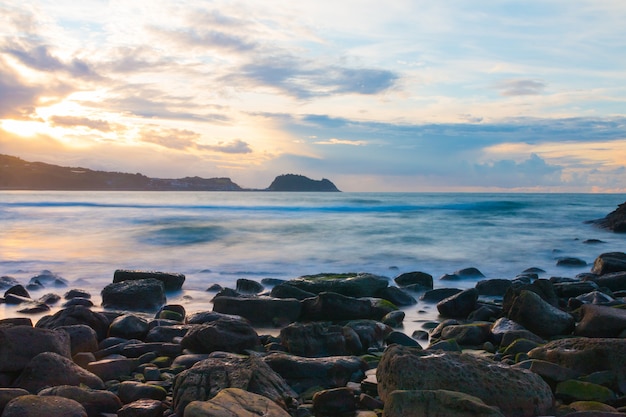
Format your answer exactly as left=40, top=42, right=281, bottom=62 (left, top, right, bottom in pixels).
left=585, top=271, right=626, bottom=292
left=117, top=380, right=167, bottom=404
left=376, top=286, right=417, bottom=306
left=475, top=278, right=512, bottom=296
left=181, top=317, right=260, bottom=354
left=574, top=304, right=626, bottom=337
left=146, top=324, right=195, bottom=343
left=344, top=320, right=391, bottom=351
left=118, top=399, right=167, bottom=417
left=183, top=387, right=291, bottom=417
left=101, top=278, right=166, bottom=311
left=312, top=387, right=357, bottom=415
left=283, top=273, right=389, bottom=297
left=553, top=281, right=600, bottom=298
left=300, top=292, right=396, bottom=321
left=212, top=296, right=301, bottom=326
left=592, top=203, right=626, bottom=233
left=235, top=278, right=264, bottom=294
left=86, top=357, right=135, bottom=381
left=156, top=304, right=186, bottom=322
left=383, top=389, right=505, bottom=417
left=56, top=325, right=99, bottom=356
left=113, top=269, right=185, bottom=291
left=28, top=270, right=69, bottom=287
left=528, top=337, right=626, bottom=375
left=279, top=322, right=364, bottom=357
left=557, top=257, right=587, bottom=267
left=0, top=276, right=19, bottom=290
left=506, top=290, right=575, bottom=338
left=439, top=323, right=492, bottom=346
left=270, top=283, right=316, bottom=300
left=0, top=388, right=29, bottom=415
left=0, top=326, right=71, bottom=372
left=38, top=385, right=122, bottom=417
left=420, top=288, right=462, bottom=302
left=108, top=314, right=150, bottom=340
left=187, top=311, right=244, bottom=325
left=3, top=395, right=87, bottom=417
left=555, top=380, right=616, bottom=403
left=394, top=271, right=433, bottom=289
left=36, top=305, right=110, bottom=341
left=440, top=267, right=485, bottom=281
left=377, top=345, right=554, bottom=417
left=591, top=252, right=626, bottom=275
left=436, top=288, right=478, bottom=319
left=13, top=352, right=104, bottom=393
left=172, top=355, right=297, bottom=416
left=263, top=352, right=368, bottom=394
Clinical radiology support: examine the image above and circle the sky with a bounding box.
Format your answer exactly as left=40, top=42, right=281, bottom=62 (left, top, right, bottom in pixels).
left=1, top=0, right=625, bottom=192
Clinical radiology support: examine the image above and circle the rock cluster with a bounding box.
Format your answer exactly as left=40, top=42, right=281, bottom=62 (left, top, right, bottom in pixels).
left=0, top=252, right=625, bottom=416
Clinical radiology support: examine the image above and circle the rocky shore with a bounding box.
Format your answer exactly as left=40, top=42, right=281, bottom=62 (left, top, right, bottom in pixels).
left=1, top=253, right=626, bottom=417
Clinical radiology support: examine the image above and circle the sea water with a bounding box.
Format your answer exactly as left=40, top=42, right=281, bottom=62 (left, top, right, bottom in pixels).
left=1, top=191, right=625, bottom=330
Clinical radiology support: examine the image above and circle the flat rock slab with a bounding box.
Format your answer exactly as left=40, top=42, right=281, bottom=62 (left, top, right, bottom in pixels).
left=184, top=388, right=291, bottom=417
left=113, top=269, right=185, bottom=291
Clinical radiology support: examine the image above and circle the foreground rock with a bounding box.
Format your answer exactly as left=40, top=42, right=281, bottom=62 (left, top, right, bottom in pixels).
left=384, top=389, right=505, bottom=417
left=184, top=387, right=291, bottom=417
left=3, top=395, right=87, bottom=417
left=377, top=345, right=554, bottom=417
left=0, top=326, right=71, bottom=373
left=101, top=278, right=166, bottom=311
left=113, top=269, right=185, bottom=291
left=591, top=202, right=626, bottom=232
left=281, top=273, right=389, bottom=297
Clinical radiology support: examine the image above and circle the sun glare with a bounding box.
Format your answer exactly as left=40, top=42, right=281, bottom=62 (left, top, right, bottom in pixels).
left=1, top=120, right=46, bottom=138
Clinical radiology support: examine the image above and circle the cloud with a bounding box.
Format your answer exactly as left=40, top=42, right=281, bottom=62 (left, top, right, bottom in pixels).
left=5, top=45, right=98, bottom=79
left=496, top=79, right=546, bottom=96
left=139, top=126, right=201, bottom=150
left=49, top=115, right=112, bottom=131
left=314, top=138, right=367, bottom=146
left=199, top=139, right=252, bottom=154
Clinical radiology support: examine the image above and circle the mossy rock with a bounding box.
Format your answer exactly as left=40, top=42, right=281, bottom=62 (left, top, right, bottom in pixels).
left=555, top=379, right=615, bottom=403
left=569, top=400, right=618, bottom=412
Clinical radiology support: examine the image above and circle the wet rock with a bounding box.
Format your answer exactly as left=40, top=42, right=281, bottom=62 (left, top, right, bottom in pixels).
left=65, top=289, right=91, bottom=300
left=181, top=316, right=260, bottom=354
left=212, top=296, right=301, bottom=326
left=4, top=284, right=30, bottom=301
left=38, top=385, right=122, bottom=417
left=475, top=278, right=512, bottom=296
left=57, top=324, right=99, bottom=356
left=344, top=320, right=391, bottom=351
left=101, top=278, right=166, bottom=312
left=36, top=306, right=111, bottom=341
left=591, top=252, right=626, bottom=275
left=441, top=267, right=485, bottom=281
left=0, top=326, right=71, bottom=372
left=440, top=323, right=492, bottom=346
left=586, top=271, right=626, bottom=292
left=377, top=344, right=554, bottom=417
left=270, top=283, right=316, bottom=300
left=117, top=399, right=167, bottom=417
left=556, top=380, right=616, bottom=403
left=13, top=352, right=104, bottom=393
left=0, top=276, right=19, bottom=290
left=313, top=387, right=356, bottom=415
left=279, top=322, right=364, bottom=357
left=490, top=317, right=527, bottom=344
left=592, top=203, right=626, bottom=233
left=3, top=395, right=87, bottom=417
left=436, top=288, right=478, bottom=319
left=29, top=270, right=69, bottom=287
left=155, top=304, right=186, bottom=322
left=86, top=357, right=136, bottom=381
left=236, top=278, right=264, bottom=294
left=121, top=341, right=182, bottom=358
left=145, top=324, right=194, bottom=343
left=575, top=304, right=626, bottom=337
left=0, top=388, right=29, bottom=415
left=183, top=387, right=291, bottom=417
left=385, top=330, right=421, bottom=347
left=172, top=355, right=297, bottom=415
left=187, top=310, right=243, bottom=325
left=263, top=352, right=368, bottom=394
left=506, top=290, right=575, bottom=338
left=376, top=286, right=417, bottom=306
left=557, top=257, right=587, bottom=267
left=528, top=337, right=626, bottom=375
left=574, top=291, right=615, bottom=306
left=108, top=314, right=150, bottom=340
left=300, top=291, right=396, bottom=321
left=394, top=271, right=433, bottom=289
left=420, top=288, right=462, bottom=302
left=284, top=273, right=389, bottom=297
left=553, top=281, right=600, bottom=298
left=117, top=380, right=167, bottom=403
left=381, top=310, right=405, bottom=327
left=383, top=389, right=505, bottom=417
left=113, top=269, right=185, bottom=291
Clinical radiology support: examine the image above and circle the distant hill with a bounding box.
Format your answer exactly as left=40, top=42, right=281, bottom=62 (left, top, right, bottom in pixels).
left=0, top=154, right=340, bottom=192
left=267, top=174, right=340, bottom=192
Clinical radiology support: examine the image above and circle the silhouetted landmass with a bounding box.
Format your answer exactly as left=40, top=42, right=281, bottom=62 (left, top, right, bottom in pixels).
left=0, top=154, right=341, bottom=192
left=267, top=174, right=340, bottom=192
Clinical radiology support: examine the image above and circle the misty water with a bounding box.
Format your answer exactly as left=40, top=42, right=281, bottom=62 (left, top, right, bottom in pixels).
left=1, top=191, right=625, bottom=335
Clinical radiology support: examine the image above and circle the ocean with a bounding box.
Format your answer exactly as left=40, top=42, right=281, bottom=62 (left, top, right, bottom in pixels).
left=1, top=191, right=625, bottom=331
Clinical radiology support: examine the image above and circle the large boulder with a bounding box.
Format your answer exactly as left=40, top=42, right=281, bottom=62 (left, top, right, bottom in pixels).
left=3, top=395, right=87, bottom=417
left=590, top=252, right=626, bottom=275
left=35, top=305, right=110, bottom=341
left=108, top=314, right=150, bottom=340
left=263, top=352, right=368, bottom=394
left=56, top=325, right=99, bottom=356
left=184, top=387, right=291, bottom=417
left=592, top=203, right=626, bottom=233
left=282, top=273, right=389, bottom=297
left=172, top=355, right=297, bottom=416
left=279, top=322, right=364, bottom=357
left=585, top=271, right=626, bottom=292
left=528, top=337, right=626, bottom=375
left=181, top=317, right=260, bottom=354
left=574, top=304, right=626, bottom=337
left=212, top=296, right=301, bottom=326
left=38, top=385, right=122, bottom=417
left=0, top=326, right=71, bottom=373
left=377, top=345, right=553, bottom=417
left=506, top=290, right=575, bottom=338
left=101, top=278, right=166, bottom=311
left=384, top=389, right=505, bottom=417
left=300, top=291, right=396, bottom=321
left=13, top=352, right=104, bottom=393
left=394, top=271, right=433, bottom=289
left=113, top=269, right=185, bottom=291
left=436, top=288, right=478, bottom=319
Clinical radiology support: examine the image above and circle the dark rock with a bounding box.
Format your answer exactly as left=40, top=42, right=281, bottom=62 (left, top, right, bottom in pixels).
left=86, top=357, right=135, bottom=381
left=592, top=202, right=626, bottom=233
left=500, top=330, right=545, bottom=348
left=394, top=271, right=433, bottom=289
left=312, top=387, right=356, bottom=415
left=377, top=344, right=554, bottom=417
left=557, top=257, right=587, bottom=267
left=101, top=278, right=166, bottom=312
left=29, top=270, right=68, bottom=287
left=440, top=323, right=492, bottom=346
left=182, top=387, right=291, bottom=417
left=585, top=271, right=626, bottom=292
left=591, top=252, right=626, bottom=275
left=172, top=355, right=297, bottom=416
left=187, top=310, right=243, bottom=325
left=146, top=324, right=194, bottom=343
left=476, top=278, right=512, bottom=296
left=212, top=296, right=301, bottom=326
left=502, top=338, right=543, bottom=357
left=553, top=281, right=600, bottom=298
left=279, top=322, right=364, bottom=357
left=575, top=291, right=615, bottom=305
left=205, top=283, right=223, bottom=292
left=270, top=283, right=316, bottom=300
left=381, top=310, right=405, bottom=327
left=155, top=304, right=186, bottom=322
left=376, top=286, right=417, bottom=306
left=108, top=314, right=150, bottom=340
left=13, top=352, right=104, bottom=393
left=4, top=284, right=30, bottom=300
left=57, top=324, right=99, bottom=356
left=113, top=269, right=185, bottom=291
left=0, top=388, right=29, bottom=415
left=468, top=304, right=501, bottom=321
left=503, top=279, right=560, bottom=315
left=64, top=289, right=91, bottom=300
left=262, top=278, right=286, bottom=286
left=515, top=359, right=582, bottom=384
left=181, top=316, right=260, bottom=354
left=121, top=342, right=182, bottom=358
left=383, top=389, right=505, bottom=417
left=117, top=381, right=167, bottom=404
left=36, top=306, right=110, bottom=341
left=2, top=395, right=87, bottom=417
left=267, top=174, right=340, bottom=192
left=300, top=291, right=396, bottom=321
left=436, top=288, right=478, bottom=319
left=38, top=293, right=60, bottom=305
left=0, top=326, right=71, bottom=372
left=506, top=290, right=575, bottom=338
left=343, top=320, right=391, bottom=352
left=263, top=352, right=368, bottom=394
left=117, top=399, right=168, bottom=417
left=38, top=385, right=122, bottom=417
left=284, top=273, right=389, bottom=297
left=385, top=330, right=421, bottom=347
left=17, top=303, right=50, bottom=314
left=574, top=304, right=626, bottom=337
left=420, top=288, right=462, bottom=302
left=236, top=278, right=264, bottom=294
left=0, top=317, right=32, bottom=327
left=555, top=379, right=616, bottom=403
left=63, top=297, right=94, bottom=308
